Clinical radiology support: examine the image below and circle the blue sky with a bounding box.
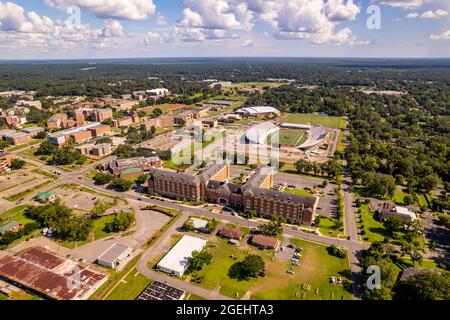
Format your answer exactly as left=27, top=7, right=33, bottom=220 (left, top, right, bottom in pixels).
left=0, top=0, right=449, bottom=59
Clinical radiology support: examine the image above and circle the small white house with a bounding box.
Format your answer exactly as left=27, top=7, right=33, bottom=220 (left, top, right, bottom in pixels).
left=97, top=242, right=132, bottom=269
left=190, top=218, right=209, bottom=233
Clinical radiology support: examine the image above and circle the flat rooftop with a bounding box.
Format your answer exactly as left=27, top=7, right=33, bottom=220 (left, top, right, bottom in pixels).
left=0, top=247, right=107, bottom=300
left=157, top=235, right=207, bottom=275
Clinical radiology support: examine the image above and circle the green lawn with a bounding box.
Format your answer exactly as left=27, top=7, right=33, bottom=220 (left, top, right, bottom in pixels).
left=0, top=205, right=35, bottom=225
left=269, top=128, right=308, bottom=147
left=105, top=269, right=151, bottom=300
left=285, top=189, right=314, bottom=197
left=192, top=238, right=269, bottom=299
left=317, top=217, right=342, bottom=238
left=191, top=237, right=352, bottom=300
left=93, top=215, right=116, bottom=240
left=336, top=131, right=345, bottom=153
left=5, top=139, right=42, bottom=152
left=252, top=239, right=352, bottom=300
left=359, top=204, right=388, bottom=242
left=283, top=113, right=346, bottom=129
left=0, top=291, right=42, bottom=300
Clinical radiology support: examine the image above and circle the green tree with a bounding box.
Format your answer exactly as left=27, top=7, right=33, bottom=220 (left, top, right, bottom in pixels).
left=108, top=177, right=134, bottom=192
left=395, top=271, right=450, bottom=300
left=104, top=211, right=135, bottom=233
left=135, top=174, right=149, bottom=187
left=94, top=172, right=113, bottom=185
left=182, top=219, right=195, bottom=231
left=35, top=141, right=57, bottom=155
left=257, top=220, right=282, bottom=236
left=228, top=255, right=265, bottom=281
left=186, top=250, right=213, bottom=273
left=10, top=158, right=26, bottom=169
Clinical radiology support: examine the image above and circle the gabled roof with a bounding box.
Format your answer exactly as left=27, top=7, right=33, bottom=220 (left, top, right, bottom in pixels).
left=149, top=168, right=200, bottom=185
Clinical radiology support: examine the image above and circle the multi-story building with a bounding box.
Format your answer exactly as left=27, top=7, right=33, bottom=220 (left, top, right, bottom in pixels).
left=92, top=108, right=113, bottom=122
left=173, top=108, right=208, bottom=125
left=75, top=111, right=86, bottom=126
left=47, top=113, right=68, bottom=129
left=140, top=117, right=175, bottom=131
left=70, top=130, right=92, bottom=144
left=76, top=143, right=112, bottom=157
left=88, top=125, right=111, bottom=138
left=3, top=132, right=32, bottom=145
left=147, top=163, right=317, bottom=225
left=112, top=113, right=139, bottom=128
left=22, top=126, right=45, bottom=137
left=47, top=122, right=102, bottom=147
left=113, top=100, right=136, bottom=112
left=108, top=156, right=163, bottom=175
left=62, top=119, right=77, bottom=128
left=0, top=152, right=13, bottom=173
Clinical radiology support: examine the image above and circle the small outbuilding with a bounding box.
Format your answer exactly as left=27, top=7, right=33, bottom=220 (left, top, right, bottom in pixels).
left=97, top=242, right=132, bottom=269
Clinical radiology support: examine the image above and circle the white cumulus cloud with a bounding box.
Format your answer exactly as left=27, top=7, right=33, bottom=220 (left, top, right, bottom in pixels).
left=45, top=0, right=156, bottom=20
left=430, top=30, right=450, bottom=40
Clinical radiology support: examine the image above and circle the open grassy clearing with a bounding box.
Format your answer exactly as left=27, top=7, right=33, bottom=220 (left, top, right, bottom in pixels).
left=285, top=188, right=314, bottom=197
left=190, top=236, right=352, bottom=300
left=105, top=269, right=151, bottom=300
left=317, top=217, right=342, bottom=238
left=358, top=204, right=388, bottom=243
left=283, top=113, right=346, bottom=129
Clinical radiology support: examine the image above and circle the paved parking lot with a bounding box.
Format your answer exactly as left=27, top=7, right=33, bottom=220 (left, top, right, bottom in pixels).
left=51, top=184, right=127, bottom=214
left=0, top=168, right=52, bottom=198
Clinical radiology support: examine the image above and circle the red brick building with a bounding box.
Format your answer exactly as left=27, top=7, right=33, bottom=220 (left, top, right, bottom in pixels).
left=147, top=164, right=317, bottom=226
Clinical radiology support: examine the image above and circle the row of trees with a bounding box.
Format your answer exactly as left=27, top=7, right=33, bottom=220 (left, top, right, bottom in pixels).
left=294, top=159, right=343, bottom=182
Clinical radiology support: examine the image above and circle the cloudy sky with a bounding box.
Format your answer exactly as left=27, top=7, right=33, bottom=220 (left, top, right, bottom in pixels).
left=0, top=0, right=449, bottom=59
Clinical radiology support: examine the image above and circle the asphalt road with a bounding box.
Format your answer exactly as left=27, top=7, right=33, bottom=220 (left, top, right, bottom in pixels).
left=10, top=137, right=368, bottom=300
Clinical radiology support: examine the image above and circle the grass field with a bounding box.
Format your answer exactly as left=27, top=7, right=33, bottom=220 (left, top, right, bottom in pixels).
left=89, top=254, right=142, bottom=300
left=284, top=113, right=346, bottom=129
left=317, top=217, right=342, bottom=238
left=270, top=128, right=308, bottom=147
left=250, top=238, right=352, bottom=300
left=0, top=205, right=36, bottom=227
left=358, top=204, right=388, bottom=242
left=5, top=139, right=42, bottom=152
left=93, top=215, right=116, bottom=240
left=105, top=269, right=151, bottom=300
left=191, top=237, right=352, bottom=300
left=192, top=238, right=272, bottom=299
left=285, top=189, right=314, bottom=197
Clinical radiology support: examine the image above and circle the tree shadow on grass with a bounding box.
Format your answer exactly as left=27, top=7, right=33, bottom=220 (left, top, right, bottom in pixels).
left=368, top=227, right=389, bottom=238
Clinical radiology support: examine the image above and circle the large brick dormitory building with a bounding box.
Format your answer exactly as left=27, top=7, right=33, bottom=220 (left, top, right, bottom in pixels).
left=147, top=163, right=317, bottom=226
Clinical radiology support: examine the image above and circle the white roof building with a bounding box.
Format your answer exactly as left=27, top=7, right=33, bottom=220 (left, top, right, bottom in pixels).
left=147, top=88, right=169, bottom=96
left=245, top=121, right=279, bottom=145
left=157, top=235, right=207, bottom=277
left=281, top=123, right=312, bottom=130
left=395, top=206, right=417, bottom=221
left=97, top=242, right=132, bottom=269
left=236, top=106, right=280, bottom=116
left=190, top=218, right=209, bottom=231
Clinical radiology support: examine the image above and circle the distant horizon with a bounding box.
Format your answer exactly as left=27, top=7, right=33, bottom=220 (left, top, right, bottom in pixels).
left=1, top=56, right=449, bottom=62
